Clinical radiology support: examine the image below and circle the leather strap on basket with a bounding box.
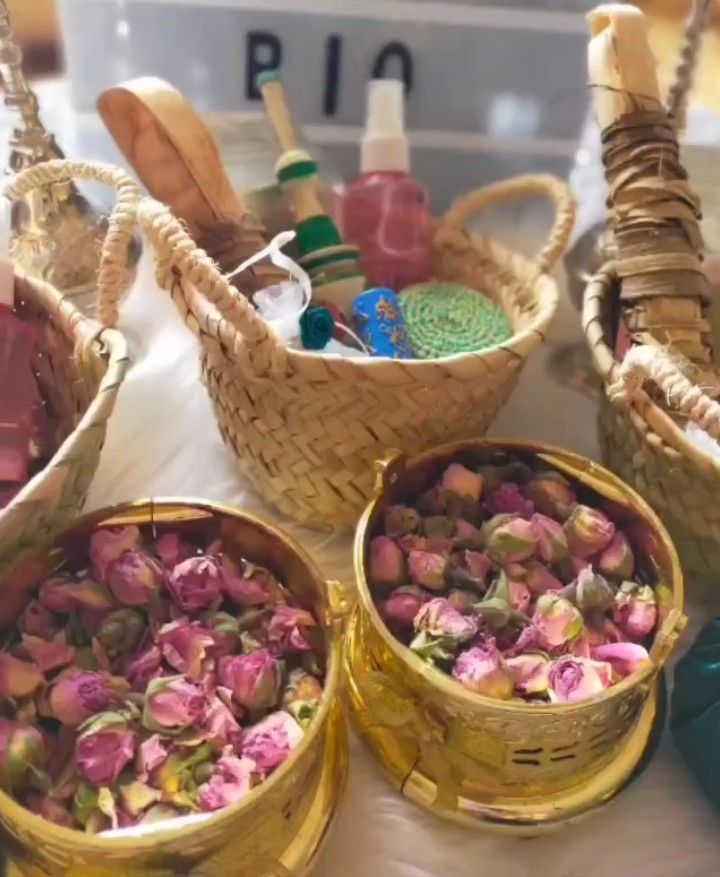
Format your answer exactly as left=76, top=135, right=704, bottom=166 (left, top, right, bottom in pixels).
left=3, top=160, right=143, bottom=328
left=601, top=108, right=717, bottom=380
left=438, top=174, right=576, bottom=278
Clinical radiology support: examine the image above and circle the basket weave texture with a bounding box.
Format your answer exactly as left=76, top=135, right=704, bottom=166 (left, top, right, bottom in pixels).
left=0, top=162, right=133, bottom=580
left=165, top=174, right=573, bottom=526
left=11, top=163, right=574, bottom=527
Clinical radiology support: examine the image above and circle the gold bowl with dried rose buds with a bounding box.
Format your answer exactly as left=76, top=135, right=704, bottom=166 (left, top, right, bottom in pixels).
left=346, top=439, right=685, bottom=831
left=0, top=499, right=349, bottom=877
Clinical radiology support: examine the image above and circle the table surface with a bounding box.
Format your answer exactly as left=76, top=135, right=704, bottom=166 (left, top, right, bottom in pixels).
left=9, top=77, right=720, bottom=877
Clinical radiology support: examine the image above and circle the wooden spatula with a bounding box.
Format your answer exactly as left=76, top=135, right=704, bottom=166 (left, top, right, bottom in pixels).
left=97, top=76, right=286, bottom=294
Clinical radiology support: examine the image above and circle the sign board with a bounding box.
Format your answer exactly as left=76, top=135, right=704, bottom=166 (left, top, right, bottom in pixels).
left=60, top=0, right=589, bottom=207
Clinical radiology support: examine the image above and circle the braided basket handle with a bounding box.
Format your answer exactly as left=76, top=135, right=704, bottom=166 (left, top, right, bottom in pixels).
left=609, top=344, right=720, bottom=443
left=3, top=160, right=143, bottom=328
left=439, top=174, right=575, bottom=276
left=135, top=198, right=287, bottom=377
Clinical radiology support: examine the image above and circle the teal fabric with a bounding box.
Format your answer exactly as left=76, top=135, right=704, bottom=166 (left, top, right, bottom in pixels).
left=671, top=620, right=720, bottom=812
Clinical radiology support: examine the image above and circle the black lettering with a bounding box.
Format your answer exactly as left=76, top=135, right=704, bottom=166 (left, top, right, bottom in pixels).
left=323, top=34, right=343, bottom=116
left=246, top=31, right=283, bottom=100
left=371, top=41, right=413, bottom=94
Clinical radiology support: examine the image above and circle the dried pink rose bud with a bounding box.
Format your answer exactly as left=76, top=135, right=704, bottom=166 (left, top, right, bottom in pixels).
left=506, top=653, right=550, bottom=696
left=532, top=595, right=584, bottom=650
left=21, top=634, right=75, bottom=673
left=368, top=536, right=405, bottom=588
left=548, top=656, right=612, bottom=703
left=591, top=642, right=651, bottom=678
left=220, top=570, right=269, bottom=608
left=157, top=621, right=215, bottom=681
left=381, top=585, right=431, bottom=632
left=439, top=463, right=484, bottom=503
left=452, top=642, right=512, bottom=699
left=198, top=755, right=257, bottom=811
left=454, top=519, right=482, bottom=544
left=0, top=653, right=44, bottom=699
left=241, top=711, right=304, bottom=776
left=613, top=582, right=657, bottom=640
left=267, top=606, right=316, bottom=655
left=76, top=718, right=136, bottom=786
left=218, top=649, right=283, bottom=710
left=126, top=645, right=162, bottom=691
left=563, top=505, right=615, bottom=558
left=597, top=531, right=635, bottom=579
left=446, top=589, right=477, bottom=614
left=0, top=719, right=44, bottom=791
left=485, top=483, right=534, bottom=519
left=49, top=671, right=111, bottom=726
left=19, top=600, right=55, bottom=640
left=154, top=533, right=193, bottom=568
left=384, top=505, right=422, bottom=537
left=507, top=578, right=531, bottom=614
left=202, top=697, right=243, bottom=750
left=524, top=561, right=564, bottom=596
left=573, top=567, right=614, bottom=612
left=166, top=555, right=223, bottom=612
left=282, top=669, right=323, bottom=728
left=463, top=551, right=492, bottom=582
left=413, top=597, right=478, bottom=643
left=524, top=471, right=576, bottom=520
left=89, top=525, right=142, bottom=581
left=39, top=578, right=113, bottom=614
left=531, top=513, right=569, bottom=564
left=143, top=676, right=207, bottom=733
left=107, top=550, right=164, bottom=606
left=136, top=734, right=169, bottom=782
left=96, top=609, right=145, bottom=657
left=482, top=514, right=538, bottom=564
left=407, top=550, right=447, bottom=591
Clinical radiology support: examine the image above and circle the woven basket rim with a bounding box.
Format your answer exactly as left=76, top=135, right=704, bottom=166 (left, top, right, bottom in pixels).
left=3, top=272, right=129, bottom=512
left=582, top=264, right=720, bottom=476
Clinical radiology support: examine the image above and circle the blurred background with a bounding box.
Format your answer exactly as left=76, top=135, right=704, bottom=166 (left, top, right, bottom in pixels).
left=4, top=1, right=720, bottom=220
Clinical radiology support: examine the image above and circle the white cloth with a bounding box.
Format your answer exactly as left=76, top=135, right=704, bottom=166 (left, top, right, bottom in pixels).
left=86, top=232, right=720, bottom=877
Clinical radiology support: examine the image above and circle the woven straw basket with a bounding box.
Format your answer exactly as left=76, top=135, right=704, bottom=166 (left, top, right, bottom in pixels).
left=585, top=269, right=720, bottom=578
left=19, top=162, right=572, bottom=527
left=0, top=162, right=133, bottom=582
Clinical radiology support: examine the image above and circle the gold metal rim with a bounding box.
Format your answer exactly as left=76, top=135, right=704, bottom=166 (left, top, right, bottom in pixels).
left=344, top=608, right=658, bottom=834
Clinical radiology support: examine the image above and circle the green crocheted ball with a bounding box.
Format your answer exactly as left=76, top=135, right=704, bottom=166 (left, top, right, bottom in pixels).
left=399, top=282, right=512, bottom=359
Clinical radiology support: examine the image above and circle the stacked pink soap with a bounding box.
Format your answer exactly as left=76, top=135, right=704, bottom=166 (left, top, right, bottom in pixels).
left=369, top=460, right=656, bottom=703
left=0, top=526, right=323, bottom=832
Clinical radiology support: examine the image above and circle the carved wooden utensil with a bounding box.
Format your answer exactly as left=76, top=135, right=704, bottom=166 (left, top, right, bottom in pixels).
left=97, top=77, right=285, bottom=294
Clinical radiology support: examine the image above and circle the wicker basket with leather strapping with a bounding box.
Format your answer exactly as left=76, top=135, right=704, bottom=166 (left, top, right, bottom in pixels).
left=12, top=162, right=574, bottom=527
left=581, top=3, right=720, bottom=578
left=0, top=162, right=134, bottom=580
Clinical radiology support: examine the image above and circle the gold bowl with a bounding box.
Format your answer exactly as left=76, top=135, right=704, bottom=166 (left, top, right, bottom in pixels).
left=347, top=439, right=685, bottom=831
left=0, top=499, right=349, bottom=877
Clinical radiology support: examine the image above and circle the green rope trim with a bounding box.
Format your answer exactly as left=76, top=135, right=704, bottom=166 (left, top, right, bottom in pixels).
left=399, top=282, right=512, bottom=359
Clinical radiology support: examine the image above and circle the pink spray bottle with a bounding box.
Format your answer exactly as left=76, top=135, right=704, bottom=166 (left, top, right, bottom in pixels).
left=342, top=79, right=432, bottom=291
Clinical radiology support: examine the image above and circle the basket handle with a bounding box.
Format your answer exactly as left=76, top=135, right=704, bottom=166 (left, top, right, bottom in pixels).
left=439, top=174, right=576, bottom=276
left=3, top=160, right=143, bottom=328
left=136, top=197, right=288, bottom=378
left=608, top=343, right=720, bottom=443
